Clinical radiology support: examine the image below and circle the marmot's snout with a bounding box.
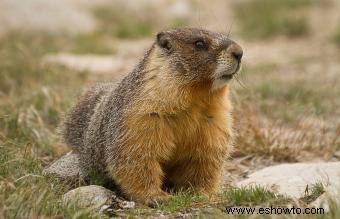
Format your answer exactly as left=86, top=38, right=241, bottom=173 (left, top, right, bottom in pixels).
left=211, top=39, right=243, bottom=90
left=227, top=42, right=243, bottom=63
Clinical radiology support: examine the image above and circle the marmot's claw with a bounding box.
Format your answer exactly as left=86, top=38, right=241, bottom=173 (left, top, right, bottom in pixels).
left=144, top=192, right=172, bottom=208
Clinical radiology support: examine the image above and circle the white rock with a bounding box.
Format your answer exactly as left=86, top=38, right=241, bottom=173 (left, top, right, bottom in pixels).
left=42, top=39, right=151, bottom=75
left=44, top=54, right=120, bottom=74
left=167, top=0, right=192, bottom=19
left=237, top=162, right=340, bottom=199
left=0, top=0, right=95, bottom=35
left=62, top=185, right=135, bottom=211
left=43, top=151, right=84, bottom=184
left=117, top=0, right=192, bottom=19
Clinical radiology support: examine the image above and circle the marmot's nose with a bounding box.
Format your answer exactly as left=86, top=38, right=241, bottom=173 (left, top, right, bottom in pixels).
left=227, top=43, right=243, bottom=62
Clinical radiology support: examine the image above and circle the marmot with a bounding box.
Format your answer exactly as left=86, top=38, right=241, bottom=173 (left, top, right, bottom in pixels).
left=62, top=27, right=243, bottom=205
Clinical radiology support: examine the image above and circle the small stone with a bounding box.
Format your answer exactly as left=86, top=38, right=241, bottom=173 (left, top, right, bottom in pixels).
left=63, top=185, right=135, bottom=212
left=43, top=151, right=84, bottom=184
left=0, top=0, right=95, bottom=35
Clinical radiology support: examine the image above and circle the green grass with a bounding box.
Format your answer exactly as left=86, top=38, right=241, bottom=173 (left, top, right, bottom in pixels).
left=310, top=182, right=326, bottom=197
left=300, top=182, right=325, bottom=204
left=156, top=189, right=207, bottom=212
left=121, top=186, right=291, bottom=217
left=0, top=31, right=114, bottom=57
left=253, top=81, right=332, bottom=122
left=221, top=186, right=289, bottom=207
left=69, top=33, right=115, bottom=54
left=234, top=0, right=315, bottom=38
left=156, top=186, right=288, bottom=213
left=125, top=186, right=290, bottom=217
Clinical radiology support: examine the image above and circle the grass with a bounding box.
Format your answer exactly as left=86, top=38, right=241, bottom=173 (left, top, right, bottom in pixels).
left=335, top=28, right=340, bottom=47
left=300, top=182, right=325, bottom=204
left=92, top=3, right=189, bottom=39
left=123, top=186, right=290, bottom=217
left=232, top=61, right=340, bottom=161
left=157, top=189, right=207, bottom=212
left=239, top=63, right=339, bottom=122
left=0, top=31, right=114, bottom=56
left=92, top=5, right=154, bottom=39
left=234, top=0, right=315, bottom=38
left=222, top=186, right=289, bottom=207
left=0, top=32, right=95, bottom=218
left=254, top=81, right=332, bottom=121
left=310, top=182, right=326, bottom=197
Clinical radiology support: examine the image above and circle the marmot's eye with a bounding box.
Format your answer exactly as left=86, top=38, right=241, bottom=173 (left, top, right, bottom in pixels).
left=194, top=40, right=207, bottom=50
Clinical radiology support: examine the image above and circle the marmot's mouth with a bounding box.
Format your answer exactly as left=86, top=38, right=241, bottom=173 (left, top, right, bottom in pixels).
left=220, top=74, right=233, bottom=80
left=216, top=63, right=241, bottom=81
left=219, top=68, right=239, bottom=80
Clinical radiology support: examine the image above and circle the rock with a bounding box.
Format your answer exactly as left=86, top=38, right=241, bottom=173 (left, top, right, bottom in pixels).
left=116, top=0, right=192, bottom=20
left=43, top=53, right=133, bottom=78
left=43, top=151, right=84, bottom=184
left=237, top=162, right=340, bottom=200
left=44, top=54, right=120, bottom=74
left=309, top=193, right=340, bottom=212
left=62, top=185, right=135, bottom=213
left=0, top=0, right=95, bottom=35
left=42, top=39, right=151, bottom=76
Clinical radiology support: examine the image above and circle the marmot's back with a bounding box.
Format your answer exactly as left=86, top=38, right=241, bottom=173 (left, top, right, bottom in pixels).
left=62, top=84, right=111, bottom=151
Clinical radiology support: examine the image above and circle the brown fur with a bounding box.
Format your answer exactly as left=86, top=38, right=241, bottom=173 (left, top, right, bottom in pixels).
left=62, top=27, right=242, bottom=205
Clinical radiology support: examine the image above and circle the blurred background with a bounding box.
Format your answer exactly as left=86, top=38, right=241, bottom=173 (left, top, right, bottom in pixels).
left=0, top=0, right=339, bottom=217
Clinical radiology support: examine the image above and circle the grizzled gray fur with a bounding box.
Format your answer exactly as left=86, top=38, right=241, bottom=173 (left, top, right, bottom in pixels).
left=62, top=45, right=154, bottom=178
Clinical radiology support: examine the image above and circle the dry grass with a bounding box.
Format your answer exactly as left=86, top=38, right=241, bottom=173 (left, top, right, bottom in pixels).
left=231, top=60, right=340, bottom=162
left=0, top=33, right=105, bottom=218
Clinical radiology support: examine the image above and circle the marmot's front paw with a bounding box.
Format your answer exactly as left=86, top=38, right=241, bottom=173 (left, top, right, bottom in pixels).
left=144, top=191, right=172, bottom=208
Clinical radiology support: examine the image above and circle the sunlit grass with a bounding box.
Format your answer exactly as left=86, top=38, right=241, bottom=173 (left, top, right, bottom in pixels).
left=156, top=189, right=207, bottom=212
left=222, top=186, right=289, bottom=206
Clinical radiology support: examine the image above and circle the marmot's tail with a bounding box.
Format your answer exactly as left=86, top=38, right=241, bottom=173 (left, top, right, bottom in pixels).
left=62, top=84, right=111, bottom=151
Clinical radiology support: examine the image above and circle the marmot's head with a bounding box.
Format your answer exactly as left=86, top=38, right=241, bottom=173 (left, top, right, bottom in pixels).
left=155, top=27, right=243, bottom=90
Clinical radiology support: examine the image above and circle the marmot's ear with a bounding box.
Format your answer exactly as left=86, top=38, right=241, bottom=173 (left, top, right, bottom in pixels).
left=156, top=31, right=172, bottom=50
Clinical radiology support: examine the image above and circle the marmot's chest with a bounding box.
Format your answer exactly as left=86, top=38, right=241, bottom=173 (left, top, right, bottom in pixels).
left=162, top=105, right=230, bottom=161
left=125, top=88, right=232, bottom=162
